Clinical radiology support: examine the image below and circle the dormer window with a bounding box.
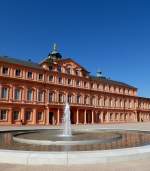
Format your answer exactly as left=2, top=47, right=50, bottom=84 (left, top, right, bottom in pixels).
left=76, top=70, right=80, bottom=76
left=49, top=75, right=53, bottom=82
left=49, top=65, right=53, bottom=71
left=39, top=74, right=43, bottom=80
left=84, top=81, right=87, bottom=88
left=66, top=68, right=71, bottom=74
left=2, top=67, right=8, bottom=75
left=15, top=69, right=21, bottom=77
left=27, top=71, right=32, bottom=79
left=57, top=65, right=61, bottom=73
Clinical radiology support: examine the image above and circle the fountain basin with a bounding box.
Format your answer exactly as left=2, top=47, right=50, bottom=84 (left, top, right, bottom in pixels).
left=0, top=128, right=150, bottom=165
left=13, top=130, right=122, bottom=145
left=1, top=129, right=150, bottom=151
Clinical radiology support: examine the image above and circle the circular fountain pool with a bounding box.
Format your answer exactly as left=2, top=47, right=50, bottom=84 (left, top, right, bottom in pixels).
left=1, top=129, right=150, bottom=151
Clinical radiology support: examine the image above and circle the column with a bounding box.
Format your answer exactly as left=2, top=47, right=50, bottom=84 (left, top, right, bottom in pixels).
left=9, top=85, right=13, bottom=102
left=57, top=108, right=60, bottom=125
left=21, top=107, right=25, bottom=123
left=0, top=84, right=2, bottom=98
left=84, top=109, right=87, bottom=124
left=8, top=108, right=13, bottom=124
left=100, top=111, right=103, bottom=123
left=107, top=112, right=110, bottom=123
left=91, top=110, right=94, bottom=124
left=118, top=113, right=120, bottom=122
left=23, top=86, right=27, bottom=103
left=76, top=109, right=79, bottom=124
left=66, top=93, right=68, bottom=103
left=32, top=108, right=37, bottom=125
left=134, top=112, right=137, bottom=122
left=33, top=88, right=37, bottom=104
left=52, top=114, right=55, bottom=125
left=46, top=107, right=49, bottom=125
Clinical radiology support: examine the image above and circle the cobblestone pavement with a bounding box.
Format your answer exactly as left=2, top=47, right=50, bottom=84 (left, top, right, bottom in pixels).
left=0, top=122, right=150, bottom=171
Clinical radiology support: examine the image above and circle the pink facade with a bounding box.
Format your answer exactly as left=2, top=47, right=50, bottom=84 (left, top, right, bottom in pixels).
left=0, top=47, right=150, bottom=125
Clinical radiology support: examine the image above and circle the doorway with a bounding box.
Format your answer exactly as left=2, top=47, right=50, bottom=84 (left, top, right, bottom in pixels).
left=71, top=110, right=75, bottom=124
left=49, top=112, right=54, bottom=124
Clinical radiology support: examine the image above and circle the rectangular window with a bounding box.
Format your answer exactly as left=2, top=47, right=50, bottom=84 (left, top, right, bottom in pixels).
left=76, top=80, right=80, bottom=86
left=84, top=81, right=87, bottom=88
left=68, top=95, right=71, bottom=103
left=68, top=79, right=71, bottom=85
left=15, top=69, right=21, bottom=77
left=49, top=65, right=53, bottom=71
left=49, top=92, right=53, bottom=102
left=49, top=75, right=53, bottom=82
left=76, top=70, right=80, bottom=76
left=77, top=95, right=80, bottom=104
left=13, top=111, right=19, bottom=120
left=2, top=67, right=8, bottom=75
left=59, top=94, right=63, bottom=103
left=38, top=91, right=43, bottom=102
left=0, top=110, right=7, bottom=120
left=27, top=71, right=32, bottom=79
left=38, top=74, right=43, bottom=80
left=58, top=77, right=62, bottom=84
left=37, top=112, right=43, bottom=120
left=66, top=68, right=71, bottom=74
left=27, top=89, right=32, bottom=101
left=1, top=87, right=8, bottom=99
left=57, top=65, right=61, bottom=72
left=14, top=88, right=21, bottom=100
left=25, top=111, right=31, bottom=120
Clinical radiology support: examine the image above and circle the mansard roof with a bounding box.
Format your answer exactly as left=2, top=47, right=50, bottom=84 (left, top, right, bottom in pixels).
left=138, top=96, right=150, bottom=101
left=90, top=75, right=137, bottom=90
left=0, top=56, right=41, bottom=69
left=0, top=55, right=137, bottom=90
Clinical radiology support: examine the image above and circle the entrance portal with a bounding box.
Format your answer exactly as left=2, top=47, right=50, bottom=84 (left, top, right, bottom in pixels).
left=49, top=112, right=54, bottom=124
left=86, top=111, right=92, bottom=123
left=71, top=110, right=75, bottom=124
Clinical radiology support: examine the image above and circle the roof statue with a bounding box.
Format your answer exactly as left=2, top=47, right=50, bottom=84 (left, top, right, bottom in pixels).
left=51, top=43, right=58, bottom=54
left=96, top=69, right=102, bottom=77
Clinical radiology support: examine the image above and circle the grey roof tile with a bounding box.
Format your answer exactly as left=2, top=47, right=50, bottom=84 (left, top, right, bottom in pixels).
left=0, top=55, right=137, bottom=89
left=0, top=56, right=41, bottom=69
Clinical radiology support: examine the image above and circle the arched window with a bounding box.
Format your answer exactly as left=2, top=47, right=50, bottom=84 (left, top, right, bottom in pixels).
left=66, top=68, right=71, bottom=74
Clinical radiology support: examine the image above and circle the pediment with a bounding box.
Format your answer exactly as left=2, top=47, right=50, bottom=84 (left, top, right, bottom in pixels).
left=62, top=58, right=88, bottom=72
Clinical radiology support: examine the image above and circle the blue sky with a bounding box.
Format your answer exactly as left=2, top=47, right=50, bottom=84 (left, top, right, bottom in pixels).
left=0, top=0, right=150, bottom=97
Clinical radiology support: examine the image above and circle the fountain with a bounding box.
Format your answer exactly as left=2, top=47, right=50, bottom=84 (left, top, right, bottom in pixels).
left=62, top=103, right=72, bottom=137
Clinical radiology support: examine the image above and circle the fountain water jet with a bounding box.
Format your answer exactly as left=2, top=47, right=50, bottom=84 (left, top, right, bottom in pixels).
left=62, top=103, right=72, bottom=137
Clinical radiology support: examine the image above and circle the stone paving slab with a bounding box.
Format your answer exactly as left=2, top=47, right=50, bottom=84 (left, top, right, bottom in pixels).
left=1, top=159, right=150, bottom=171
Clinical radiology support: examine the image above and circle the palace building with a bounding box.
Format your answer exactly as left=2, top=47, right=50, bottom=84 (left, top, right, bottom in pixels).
left=0, top=45, right=150, bottom=125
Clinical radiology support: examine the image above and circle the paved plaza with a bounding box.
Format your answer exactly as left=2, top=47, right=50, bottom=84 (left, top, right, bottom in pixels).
left=0, top=122, right=150, bottom=171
